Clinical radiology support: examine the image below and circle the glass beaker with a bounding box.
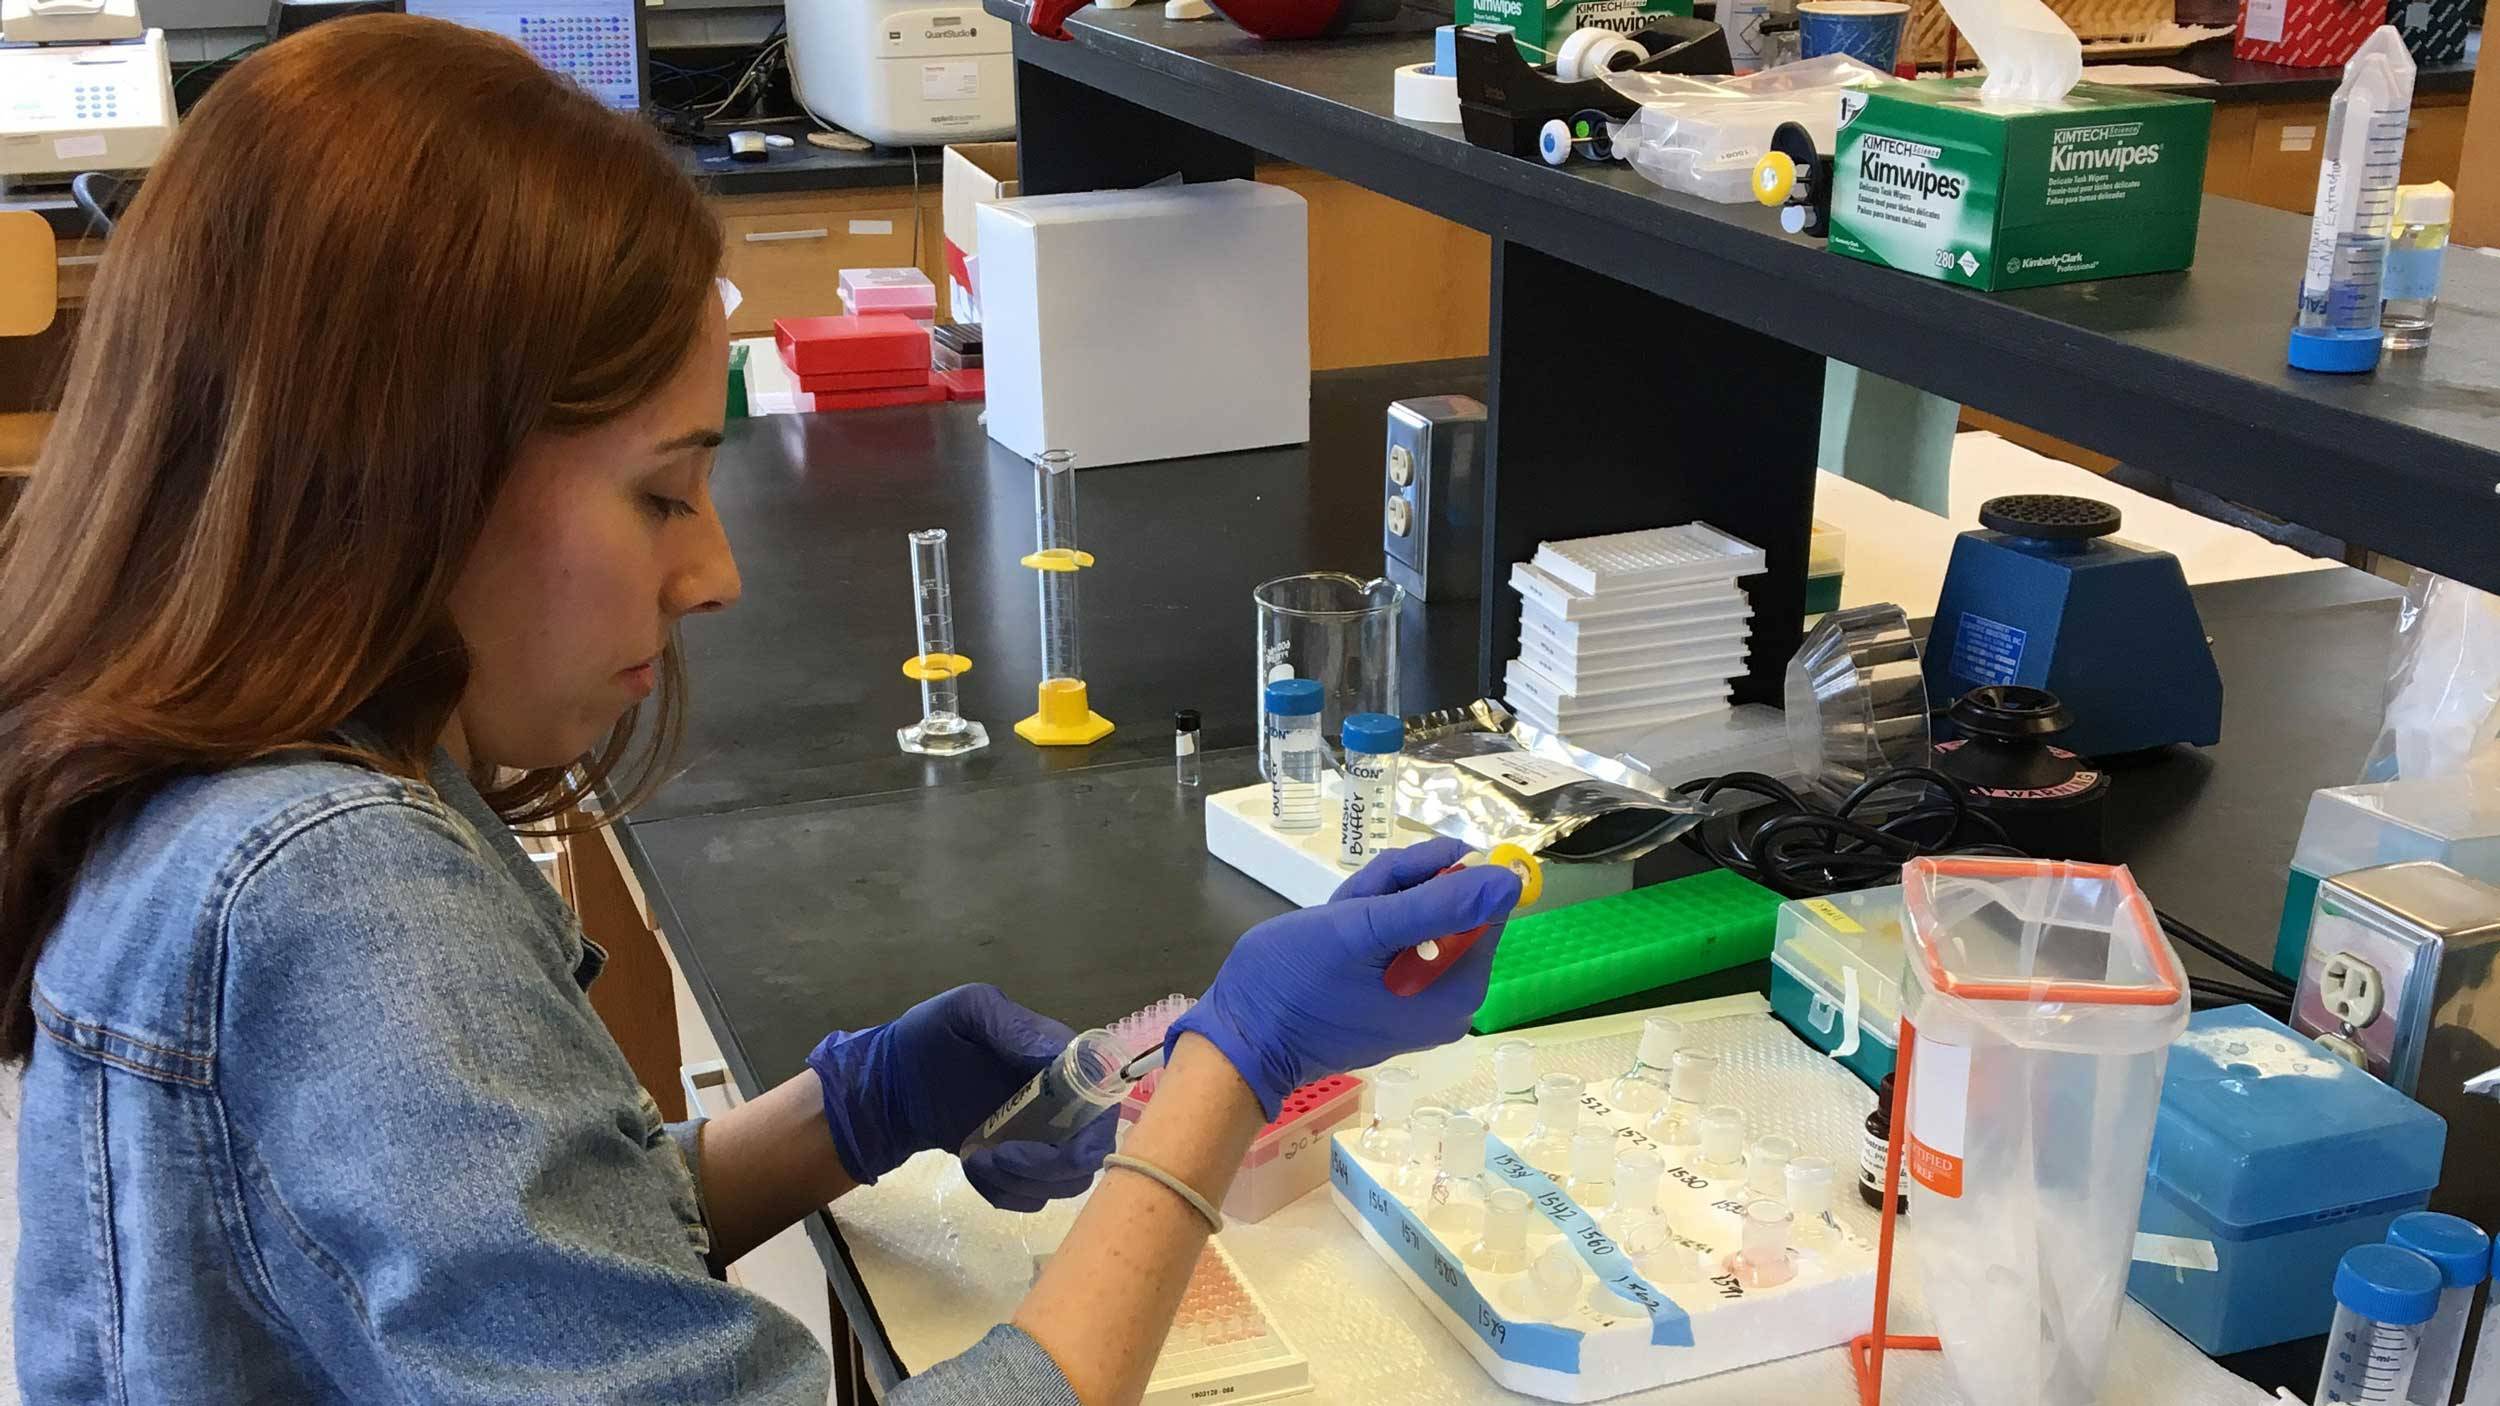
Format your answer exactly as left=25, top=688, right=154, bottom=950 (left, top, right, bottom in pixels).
left=1253, top=573, right=1402, bottom=779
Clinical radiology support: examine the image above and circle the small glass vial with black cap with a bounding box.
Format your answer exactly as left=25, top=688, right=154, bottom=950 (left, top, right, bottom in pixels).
left=1173, top=708, right=1202, bottom=788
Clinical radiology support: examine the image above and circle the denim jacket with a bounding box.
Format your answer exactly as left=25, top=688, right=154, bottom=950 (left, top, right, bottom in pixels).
left=18, top=746, right=1077, bottom=1404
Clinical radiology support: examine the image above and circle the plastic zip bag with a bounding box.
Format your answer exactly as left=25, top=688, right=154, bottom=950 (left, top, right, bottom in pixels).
left=2361, top=569, right=2500, bottom=785
left=1397, top=700, right=1714, bottom=861
left=1604, top=55, right=1891, bottom=203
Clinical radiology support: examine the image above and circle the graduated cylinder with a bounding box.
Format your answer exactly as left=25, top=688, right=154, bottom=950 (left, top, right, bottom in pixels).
left=1015, top=449, right=1113, bottom=746
left=896, top=528, right=988, bottom=756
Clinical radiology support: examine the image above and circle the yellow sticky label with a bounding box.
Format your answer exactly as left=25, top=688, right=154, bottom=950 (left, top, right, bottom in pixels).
left=1802, top=898, right=1862, bottom=934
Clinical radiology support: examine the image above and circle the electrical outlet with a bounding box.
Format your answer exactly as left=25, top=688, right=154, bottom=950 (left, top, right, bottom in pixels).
left=2318, top=950, right=2386, bottom=1027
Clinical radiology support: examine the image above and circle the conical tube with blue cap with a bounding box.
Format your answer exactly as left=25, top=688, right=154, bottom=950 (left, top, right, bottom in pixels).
left=2287, top=27, right=2417, bottom=375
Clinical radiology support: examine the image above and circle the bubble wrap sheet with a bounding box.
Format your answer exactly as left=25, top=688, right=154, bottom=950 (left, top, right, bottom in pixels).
left=829, top=995, right=2277, bottom=1406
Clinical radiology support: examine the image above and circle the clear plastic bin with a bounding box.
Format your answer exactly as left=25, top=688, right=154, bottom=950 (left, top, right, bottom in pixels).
left=1769, top=885, right=1905, bottom=1087
left=2276, top=776, right=2500, bottom=978
left=1898, top=856, right=2190, bottom=1406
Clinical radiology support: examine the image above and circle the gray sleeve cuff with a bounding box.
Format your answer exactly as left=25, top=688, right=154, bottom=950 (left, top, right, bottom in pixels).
left=888, top=1324, right=1081, bottom=1406
left=663, top=1118, right=712, bottom=1244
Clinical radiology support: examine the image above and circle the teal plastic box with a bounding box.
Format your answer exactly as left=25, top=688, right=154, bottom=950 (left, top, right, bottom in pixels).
left=2128, top=1006, right=2446, bottom=1355
left=1766, top=886, right=1903, bottom=1088
left=2275, top=777, right=2500, bottom=978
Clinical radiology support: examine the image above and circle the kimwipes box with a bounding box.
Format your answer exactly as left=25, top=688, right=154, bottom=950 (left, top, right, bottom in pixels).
left=1829, top=79, right=2212, bottom=292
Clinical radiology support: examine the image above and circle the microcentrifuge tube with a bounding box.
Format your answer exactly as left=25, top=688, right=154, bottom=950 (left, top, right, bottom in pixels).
left=1505, top=1241, right=1585, bottom=1322
left=1609, top=1015, right=1684, bottom=1113
left=1396, top=1106, right=1451, bottom=1200
left=1359, top=1065, right=1419, bottom=1165
left=1787, top=1156, right=1838, bottom=1248
left=1479, top=1039, right=1541, bottom=1144
left=1565, top=1125, right=1619, bottom=1211
left=1602, top=1148, right=1670, bottom=1257
left=895, top=529, right=989, bottom=757
left=1643, top=1048, right=1719, bottom=1148
left=1428, top=1113, right=1494, bottom=1242
left=1014, top=449, right=1113, bottom=747
left=1695, top=1105, right=1747, bottom=1179
left=1746, top=1135, right=1796, bottom=1197
left=1728, top=1199, right=1798, bottom=1289
left=1467, top=1187, right=1533, bottom=1274
left=1521, top=1072, right=1586, bottom=1176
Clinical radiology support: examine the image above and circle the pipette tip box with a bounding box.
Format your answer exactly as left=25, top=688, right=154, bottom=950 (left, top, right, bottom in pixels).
left=1329, top=1011, right=1879, bottom=1402
left=2128, top=1005, right=2445, bottom=1355
left=1123, top=1072, right=1366, bottom=1223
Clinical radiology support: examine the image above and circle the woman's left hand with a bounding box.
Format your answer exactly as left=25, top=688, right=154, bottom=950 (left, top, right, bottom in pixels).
left=807, top=984, right=1114, bottom=1212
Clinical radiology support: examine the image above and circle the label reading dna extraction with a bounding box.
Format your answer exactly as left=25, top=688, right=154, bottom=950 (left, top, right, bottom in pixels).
left=1831, top=79, right=2211, bottom=291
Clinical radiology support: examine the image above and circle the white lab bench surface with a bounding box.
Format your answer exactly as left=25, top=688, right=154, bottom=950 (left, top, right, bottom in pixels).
left=831, top=1000, right=2277, bottom=1406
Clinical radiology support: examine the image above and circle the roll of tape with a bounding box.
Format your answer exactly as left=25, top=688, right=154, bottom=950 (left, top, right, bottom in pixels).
left=1392, top=62, right=1462, bottom=125
left=1555, top=27, right=1644, bottom=81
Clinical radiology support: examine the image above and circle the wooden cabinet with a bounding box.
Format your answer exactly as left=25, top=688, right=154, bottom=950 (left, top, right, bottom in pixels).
left=707, top=165, right=1492, bottom=367
left=1258, top=164, right=1491, bottom=370
left=712, top=187, right=948, bottom=339
left=2205, top=91, right=2474, bottom=214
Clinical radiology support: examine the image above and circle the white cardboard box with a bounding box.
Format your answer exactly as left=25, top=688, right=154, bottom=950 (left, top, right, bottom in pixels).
left=978, top=180, right=1310, bottom=468
left=941, top=142, right=1018, bottom=323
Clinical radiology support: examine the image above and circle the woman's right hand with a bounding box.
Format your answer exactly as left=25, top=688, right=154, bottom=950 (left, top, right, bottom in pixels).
left=1165, top=837, right=1523, bottom=1118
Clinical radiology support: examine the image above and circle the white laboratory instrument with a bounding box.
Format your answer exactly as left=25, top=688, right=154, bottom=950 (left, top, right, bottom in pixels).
left=0, top=0, right=175, bottom=182
left=783, top=0, right=1012, bottom=147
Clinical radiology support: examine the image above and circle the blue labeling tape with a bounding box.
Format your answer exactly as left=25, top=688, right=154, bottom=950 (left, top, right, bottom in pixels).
left=1482, top=1136, right=1694, bottom=1348
left=1948, top=611, right=2027, bottom=688
left=1331, top=1143, right=1583, bottom=1372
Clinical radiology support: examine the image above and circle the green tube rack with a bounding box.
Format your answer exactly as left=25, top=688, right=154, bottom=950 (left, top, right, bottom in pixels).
left=1472, top=868, right=1785, bottom=1033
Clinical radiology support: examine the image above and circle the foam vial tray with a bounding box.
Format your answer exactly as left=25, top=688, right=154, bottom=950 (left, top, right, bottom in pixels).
left=1329, top=1011, right=1877, bottom=1402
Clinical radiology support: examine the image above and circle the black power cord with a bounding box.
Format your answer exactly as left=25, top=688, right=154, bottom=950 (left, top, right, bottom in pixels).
left=1679, top=764, right=2295, bottom=1018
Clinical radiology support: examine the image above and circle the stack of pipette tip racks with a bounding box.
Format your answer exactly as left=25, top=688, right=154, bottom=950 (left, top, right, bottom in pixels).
left=1502, top=524, right=1768, bottom=753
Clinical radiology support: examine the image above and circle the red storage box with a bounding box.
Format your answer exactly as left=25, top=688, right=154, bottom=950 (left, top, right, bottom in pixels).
left=773, top=314, right=929, bottom=376
left=808, top=383, right=947, bottom=411
left=796, top=366, right=932, bottom=394
left=937, top=368, right=985, bottom=401
left=2234, top=0, right=2380, bottom=66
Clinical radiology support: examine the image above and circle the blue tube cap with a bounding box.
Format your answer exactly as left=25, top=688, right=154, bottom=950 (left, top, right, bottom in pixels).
left=2389, top=1212, right=2493, bottom=1288
left=2334, top=1244, right=2444, bottom=1325
left=2288, top=324, right=2384, bottom=374
left=1342, top=712, right=1405, bottom=755
left=1264, top=678, right=1323, bottom=717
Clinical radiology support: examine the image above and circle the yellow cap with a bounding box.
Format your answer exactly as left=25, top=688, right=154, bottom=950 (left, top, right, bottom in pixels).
left=1752, top=150, right=1797, bottom=208
left=1484, top=842, right=1544, bottom=907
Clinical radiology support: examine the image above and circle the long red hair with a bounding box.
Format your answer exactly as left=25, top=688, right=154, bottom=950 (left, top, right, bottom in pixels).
left=0, top=15, right=723, bottom=1058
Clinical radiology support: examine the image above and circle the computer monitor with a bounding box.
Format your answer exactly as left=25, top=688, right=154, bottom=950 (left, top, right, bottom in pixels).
left=405, top=0, right=646, bottom=113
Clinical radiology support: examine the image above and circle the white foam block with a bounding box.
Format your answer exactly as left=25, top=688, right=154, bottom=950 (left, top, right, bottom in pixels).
left=1331, top=1009, right=1877, bottom=1402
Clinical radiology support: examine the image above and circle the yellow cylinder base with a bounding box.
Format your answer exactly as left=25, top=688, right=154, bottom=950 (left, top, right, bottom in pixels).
left=1014, top=677, right=1114, bottom=746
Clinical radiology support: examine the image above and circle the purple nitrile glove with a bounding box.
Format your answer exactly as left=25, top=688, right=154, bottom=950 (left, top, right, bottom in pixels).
left=807, top=984, right=1115, bottom=1213
left=1167, top=837, right=1523, bottom=1119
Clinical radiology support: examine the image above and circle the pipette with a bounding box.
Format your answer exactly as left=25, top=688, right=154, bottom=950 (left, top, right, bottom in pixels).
left=1382, top=844, right=1543, bottom=995
left=2286, top=27, right=2417, bottom=375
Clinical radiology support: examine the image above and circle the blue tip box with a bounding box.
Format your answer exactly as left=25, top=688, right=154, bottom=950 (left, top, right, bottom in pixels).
left=2128, top=1006, right=2447, bottom=1355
